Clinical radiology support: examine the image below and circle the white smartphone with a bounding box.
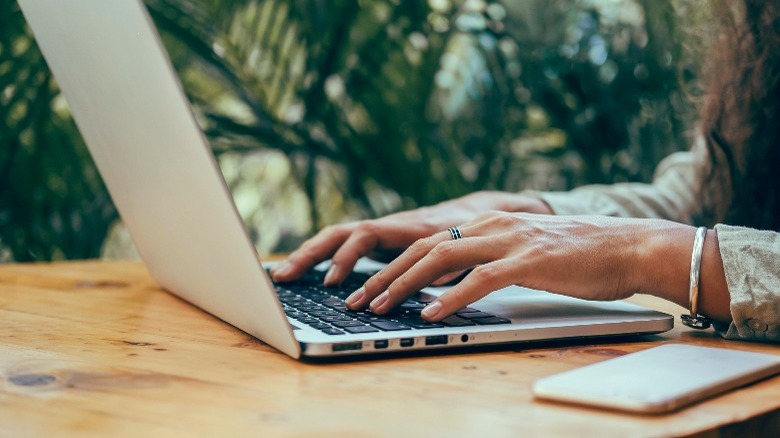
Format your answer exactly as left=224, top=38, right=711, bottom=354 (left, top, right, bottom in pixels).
left=532, top=343, right=780, bottom=414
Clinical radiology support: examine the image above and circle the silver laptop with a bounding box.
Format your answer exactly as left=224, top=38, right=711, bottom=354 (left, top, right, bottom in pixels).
left=20, top=0, right=673, bottom=359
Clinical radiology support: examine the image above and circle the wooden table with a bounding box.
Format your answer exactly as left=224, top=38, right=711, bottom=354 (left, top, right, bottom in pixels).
left=1, top=260, right=778, bottom=436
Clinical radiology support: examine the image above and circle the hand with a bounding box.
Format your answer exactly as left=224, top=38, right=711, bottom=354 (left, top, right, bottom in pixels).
left=271, top=192, right=553, bottom=285
left=345, top=211, right=698, bottom=322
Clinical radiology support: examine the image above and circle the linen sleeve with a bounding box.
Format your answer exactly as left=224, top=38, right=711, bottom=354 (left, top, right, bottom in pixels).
left=712, top=224, right=780, bottom=342
left=531, top=137, right=728, bottom=226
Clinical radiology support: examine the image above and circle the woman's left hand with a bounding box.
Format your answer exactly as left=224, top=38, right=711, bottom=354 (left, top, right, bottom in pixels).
left=345, top=211, right=695, bottom=321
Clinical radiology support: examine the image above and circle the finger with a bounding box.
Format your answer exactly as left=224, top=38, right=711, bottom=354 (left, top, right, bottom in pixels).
left=431, top=270, right=466, bottom=286
left=323, top=223, right=380, bottom=286
left=335, top=220, right=442, bottom=294
left=421, top=257, right=520, bottom=322
left=370, top=236, right=503, bottom=314
left=363, top=223, right=482, bottom=302
left=271, top=224, right=352, bottom=281
left=345, top=231, right=447, bottom=310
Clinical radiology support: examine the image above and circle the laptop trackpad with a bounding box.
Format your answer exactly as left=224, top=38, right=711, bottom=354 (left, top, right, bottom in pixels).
left=426, top=285, right=660, bottom=324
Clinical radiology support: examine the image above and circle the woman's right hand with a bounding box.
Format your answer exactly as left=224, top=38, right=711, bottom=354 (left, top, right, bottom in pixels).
left=270, top=191, right=553, bottom=285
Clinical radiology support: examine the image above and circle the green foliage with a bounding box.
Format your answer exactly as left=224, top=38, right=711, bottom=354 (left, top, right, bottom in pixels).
left=0, top=0, right=116, bottom=261
left=149, top=0, right=697, bottom=208
left=0, top=0, right=700, bottom=261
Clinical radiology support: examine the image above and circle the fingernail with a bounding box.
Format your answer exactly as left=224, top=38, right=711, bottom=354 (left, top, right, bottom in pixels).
left=323, top=264, right=340, bottom=286
left=272, top=261, right=292, bottom=278
left=422, top=301, right=443, bottom=320
left=345, top=287, right=365, bottom=307
left=369, top=290, right=390, bottom=313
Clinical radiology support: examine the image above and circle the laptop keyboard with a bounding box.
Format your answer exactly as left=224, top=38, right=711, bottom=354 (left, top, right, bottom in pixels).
left=272, top=269, right=511, bottom=336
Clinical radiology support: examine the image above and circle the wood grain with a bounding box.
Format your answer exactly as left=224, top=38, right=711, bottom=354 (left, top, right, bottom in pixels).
left=1, top=260, right=778, bottom=437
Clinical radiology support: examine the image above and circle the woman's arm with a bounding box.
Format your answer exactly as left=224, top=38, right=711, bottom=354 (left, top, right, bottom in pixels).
left=532, top=136, right=730, bottom=226
left=347, top=212, right=780, bottom=342
left=347, top=213, right=736, bottom=327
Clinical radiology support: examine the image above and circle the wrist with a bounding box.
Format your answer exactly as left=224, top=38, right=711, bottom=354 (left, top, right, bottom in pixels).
left=635, top=223, right=731, bottom=325
left=698, top=229, right=731, bottom=323
left=633, top=221, right=693, bottom=308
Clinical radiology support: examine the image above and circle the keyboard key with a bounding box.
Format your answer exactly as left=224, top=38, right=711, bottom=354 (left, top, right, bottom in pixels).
left=331, top=320, right=367, bottom=328
left=304, top=292, right=330, bottom=301
left=300, top=305, right=324, bottom=312
left=395, top=316, right=444, bottom=329
left=343, top=325, right=380, bottom=334
left=400, top=301, right=425, bottom=311
left=321, top=297, right=346, bottom=308
left=309, top=322, right=334, bottom=330
left=369, top=321, right=411, bottom=331
left=320, top=315, right=354, bottom=322
left=355, top=315, right=378, bottom=323
left=275, top=290, right=296, bottom=298
left=389, top=307, right=422, bottom=317
left=320, top=314, right=355, bottom=322
left=297, top=317, right=320, bottom=325
left=471, top=316, right=511, bottom=325
left=322, top=328, right=345, bottom=335
left=459, top=311, right=495, bottom=320
left=330, top=291, right=352, bottom=299
left=441, top=316, right=476, bottom=327
left=309, top=310, right=342, bottom=317
left=455, top=307, right=480, bottom=314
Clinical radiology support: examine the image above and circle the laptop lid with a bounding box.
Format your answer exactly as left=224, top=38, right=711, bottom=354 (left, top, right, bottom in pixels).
left=18, top=0, right=301, bottom=358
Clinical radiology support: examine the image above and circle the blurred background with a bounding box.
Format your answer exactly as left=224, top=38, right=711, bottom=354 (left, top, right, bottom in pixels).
left=0, top=0, right=711, bottom=262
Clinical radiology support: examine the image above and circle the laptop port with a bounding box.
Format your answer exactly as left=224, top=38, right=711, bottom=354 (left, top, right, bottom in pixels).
left=374, top=340, right=389, bottom=349
left=399, top=338, right=414, bottom=348
left=332, top=342, right=362, bottom=352
left=425, top=335, right=448, bottom=346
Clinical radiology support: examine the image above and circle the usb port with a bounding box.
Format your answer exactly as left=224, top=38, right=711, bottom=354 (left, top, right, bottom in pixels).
left=332, top=342, right=362, bottom=352
left=425, top=335, right=448, bottom=346
left=374, top=340, right=389, bottom=349
left=399, top=338, right=414, bottom=348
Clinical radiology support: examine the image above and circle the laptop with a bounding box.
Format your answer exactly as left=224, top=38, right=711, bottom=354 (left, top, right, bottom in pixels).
left=19, top=0, right=673, bottom=359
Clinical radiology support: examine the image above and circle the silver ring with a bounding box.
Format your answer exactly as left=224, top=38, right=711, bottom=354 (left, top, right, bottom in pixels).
left=448, top=226, right=462, bottom=240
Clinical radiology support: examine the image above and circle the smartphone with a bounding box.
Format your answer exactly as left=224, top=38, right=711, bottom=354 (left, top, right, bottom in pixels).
left=532, top=343, right=780, bottom=414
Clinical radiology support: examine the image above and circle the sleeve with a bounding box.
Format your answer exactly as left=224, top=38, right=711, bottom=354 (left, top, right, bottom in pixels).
left=713, top=224, right=780, bottom=342
left=530, top=137, right=729, bottom=226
